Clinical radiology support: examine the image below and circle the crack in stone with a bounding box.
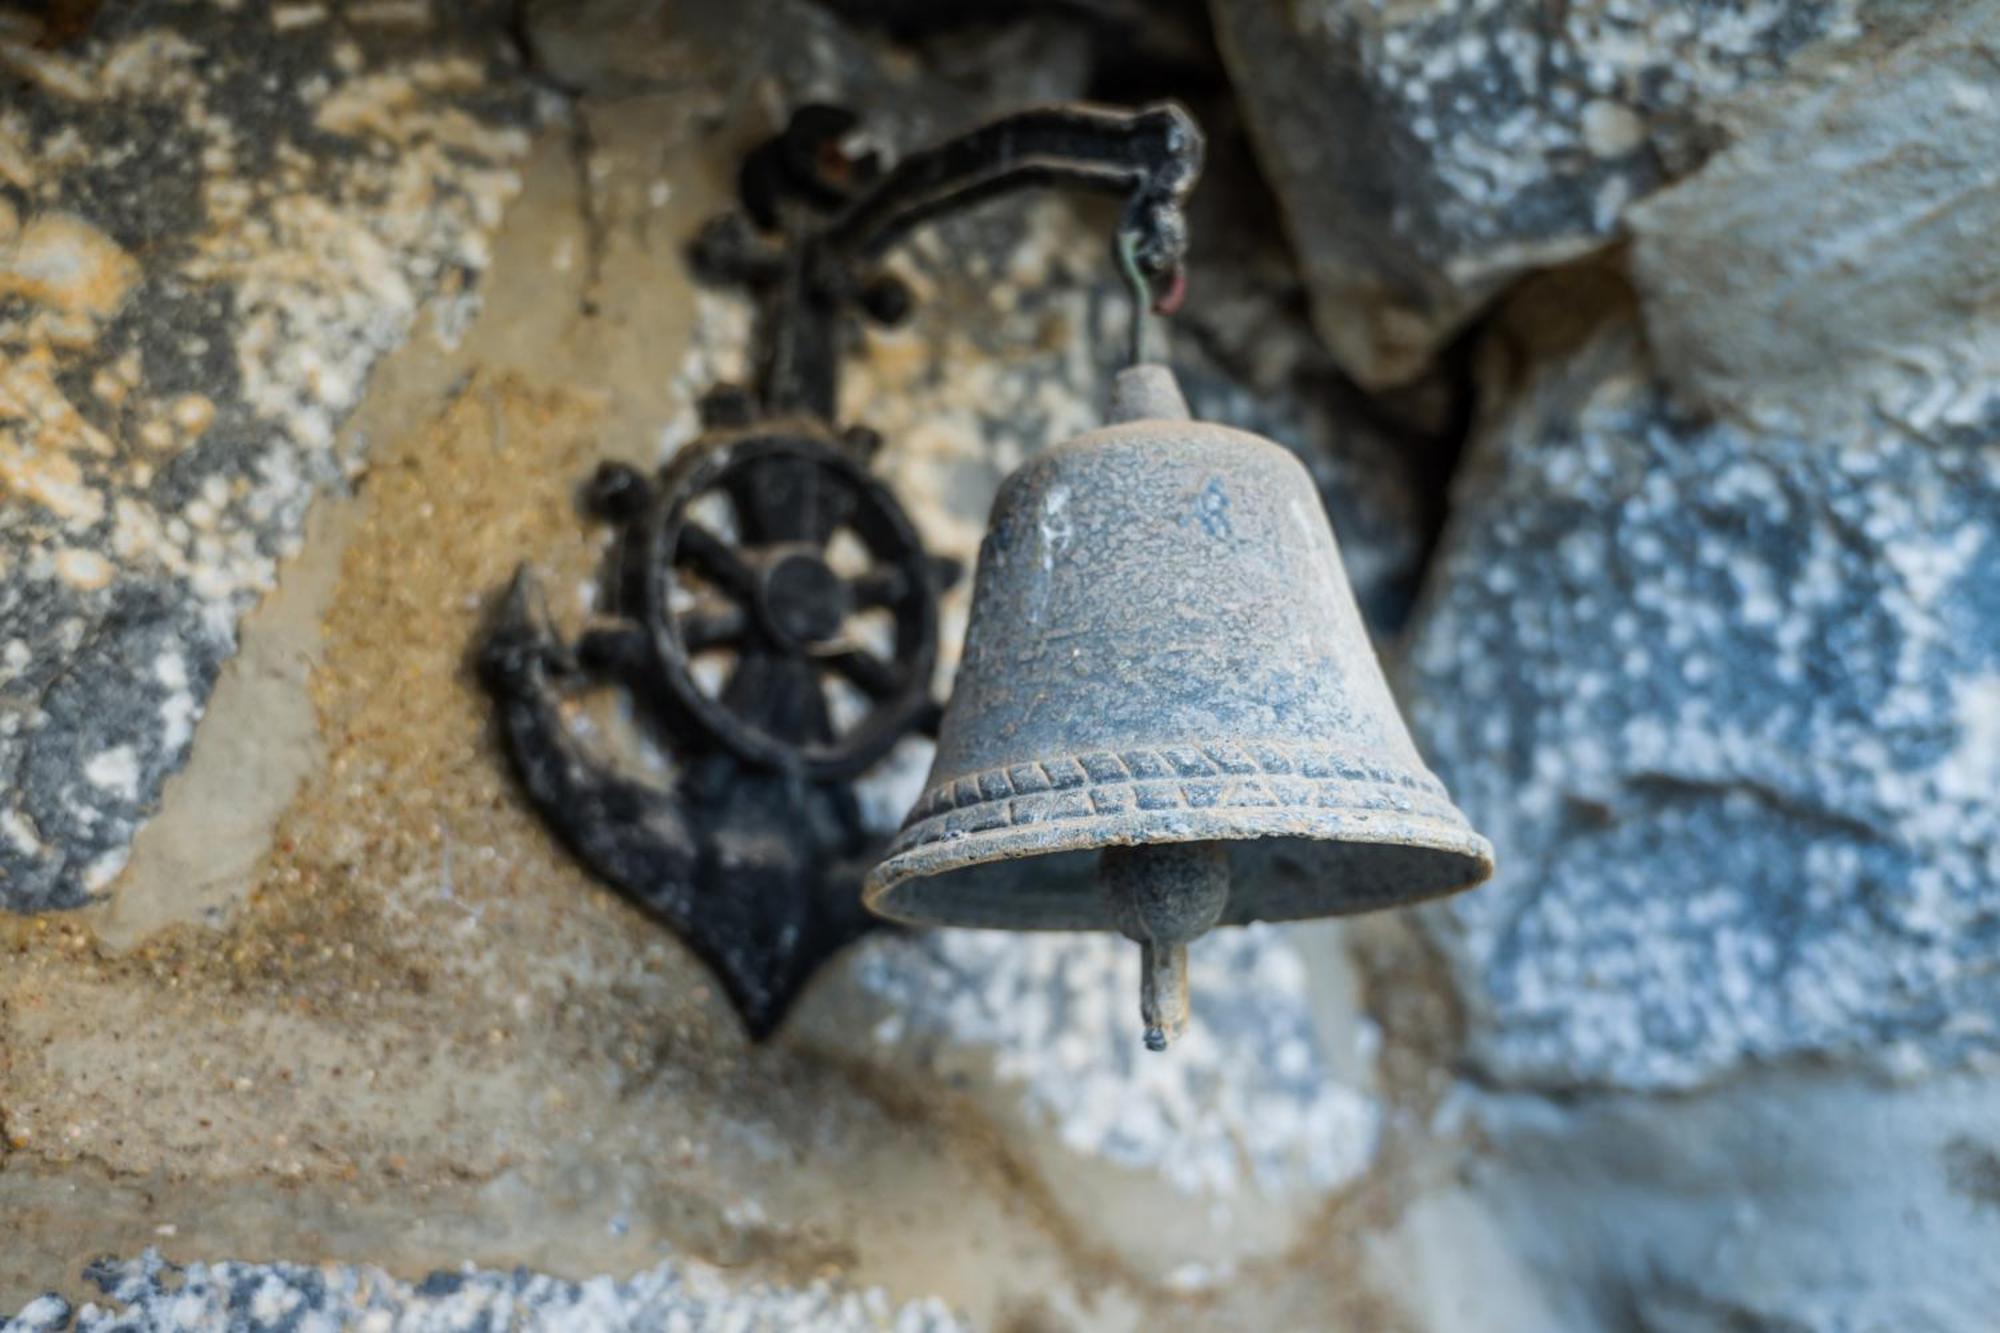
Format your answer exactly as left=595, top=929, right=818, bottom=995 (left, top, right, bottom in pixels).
left=1617, top=770, right=1888, bottom=844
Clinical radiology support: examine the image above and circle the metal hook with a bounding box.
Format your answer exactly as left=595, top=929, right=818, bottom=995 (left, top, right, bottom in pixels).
left=1117, top=229, right=1158, bottom=367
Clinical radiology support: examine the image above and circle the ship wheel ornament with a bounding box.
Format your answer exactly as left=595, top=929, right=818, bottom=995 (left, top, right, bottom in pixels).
left=483, top=100, right=1211, bottom=1039
left=642, top=430, right=943, bottom=780
left=482, top=420, right=952, bottom=1037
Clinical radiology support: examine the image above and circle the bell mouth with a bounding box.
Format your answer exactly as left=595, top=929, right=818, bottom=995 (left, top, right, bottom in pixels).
left=863, top=808, right=1494, bottom=931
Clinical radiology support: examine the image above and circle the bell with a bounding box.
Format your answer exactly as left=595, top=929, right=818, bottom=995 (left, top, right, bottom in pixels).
left=864, top=364, right=1493, bottom=1048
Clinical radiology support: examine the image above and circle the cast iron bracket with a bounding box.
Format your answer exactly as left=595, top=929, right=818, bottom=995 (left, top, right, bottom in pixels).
left=481, top=100, right=1203, bottom=1038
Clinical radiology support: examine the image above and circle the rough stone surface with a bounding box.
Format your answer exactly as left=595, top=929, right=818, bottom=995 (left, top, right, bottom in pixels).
left=804, top=920, right=1383, bottom=1283
left=519, top=0, right=755, bottom=99
left=843, top=927, right=1378, bottom=1200
left=0, top=1, right=530, bottom=911
left=1, top=1250, right=966, bottom=1332
left=1458, top=1067, right=2000, bottom=1332
left=1629, top=1, right=2000, bottom=435
left=1408, top=318, right=2000, bottom=1091
left=1206, top=0, right=1959, bottom=386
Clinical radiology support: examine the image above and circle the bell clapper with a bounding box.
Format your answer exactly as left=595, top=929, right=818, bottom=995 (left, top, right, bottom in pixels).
left=1100, top=842, right=1230, bottom=1051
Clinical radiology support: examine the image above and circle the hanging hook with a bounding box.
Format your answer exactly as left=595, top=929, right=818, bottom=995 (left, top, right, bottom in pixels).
left=1116, top=228, right=1191, bottom=369
left=1116, top=229, right=1157, bottom=368
left=733, top=101, right=1204, bottom=410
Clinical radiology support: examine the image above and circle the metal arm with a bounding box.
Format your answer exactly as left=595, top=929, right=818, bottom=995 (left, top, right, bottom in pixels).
left=812, top=102, right=1203, bottom=282
left=695, top=101, right=1206, bottom=420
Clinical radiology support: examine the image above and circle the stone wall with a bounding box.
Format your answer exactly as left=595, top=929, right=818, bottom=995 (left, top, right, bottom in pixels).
left=2, top=1, right=1994, bottom=1330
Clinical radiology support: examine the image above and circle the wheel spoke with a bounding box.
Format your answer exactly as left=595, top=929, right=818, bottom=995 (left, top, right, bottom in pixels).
left=678, top=602, right=747, bottom=651
left=577, top=624, right=651, bottom=676
left=821, top=644, right=904, bottom=699
left=816, top=476, right=858, bottom=540
left=725, top=652, right=831, bottom=742
left=677, top=523, right=755, bottom=597
left=849, top=566, right=909, bottom=608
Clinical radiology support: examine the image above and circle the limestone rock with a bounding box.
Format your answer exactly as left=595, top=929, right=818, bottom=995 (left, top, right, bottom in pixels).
left=521, top=0, right=738, bottom=97
left=1462, top=1068, right=2000, bottom=1332
left=803, top=921, right=1382, bottom=1283
left=0, top=2, right=531, bottom=912
left=1206, top=0, right=1952, bottom=387
left=1630, top=2, right=2000, bottom=435
left=521, top=0, right=1095, bottom=106
left=2, top=1250, right=967, bottom=1332
left=1406, top=319, right=2000, bottom=1092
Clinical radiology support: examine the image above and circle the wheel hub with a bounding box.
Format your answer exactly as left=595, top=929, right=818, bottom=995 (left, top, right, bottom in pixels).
left=759, top=549, right=850, bottom=648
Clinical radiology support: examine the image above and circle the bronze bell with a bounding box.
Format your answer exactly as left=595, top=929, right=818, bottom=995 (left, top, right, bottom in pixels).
left=864, top=364, right=1493, bottom=1049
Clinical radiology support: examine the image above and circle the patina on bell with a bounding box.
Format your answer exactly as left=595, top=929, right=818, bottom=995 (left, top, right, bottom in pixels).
left=864, top=364, right=1493, bottom=1049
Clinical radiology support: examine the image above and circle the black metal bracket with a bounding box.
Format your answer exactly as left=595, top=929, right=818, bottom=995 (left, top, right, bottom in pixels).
left=692, top=100, right=1203, bottom=419
left=481, top=100, right=1204, bottom=1039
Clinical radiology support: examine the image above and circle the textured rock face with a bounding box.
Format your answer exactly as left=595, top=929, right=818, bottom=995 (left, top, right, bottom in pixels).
left=805, top=921, right=1384, bottom=1283
left=845, top=927, right=1378, bottom=1200
left=1205, top=0, right=1952, bottom=386
left=1464, top=1068, right=2000, bottom=1332
left=1396, top=279, right=2000, bottom=1328
left=1376, top=0, right=2000, bottom=1318
left=5, top=1250, right=966, bottom=1333
left=1409, top=320, right=2000, bottom=1092
left=1629, top=2, right=2000, bottom=434
left=0, top=2, right=530, bottom=911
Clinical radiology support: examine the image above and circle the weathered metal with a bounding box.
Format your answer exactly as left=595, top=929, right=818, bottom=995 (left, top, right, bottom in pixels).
left=865, top=365, right=1494, bottom=1046
left=481, top=423, right=952, bottom=1037
left=482, top=102, right=1207, bottom=1039
left=691, top=100, right=1203, bottom=419
left=638, top=427, right=946, bottom=780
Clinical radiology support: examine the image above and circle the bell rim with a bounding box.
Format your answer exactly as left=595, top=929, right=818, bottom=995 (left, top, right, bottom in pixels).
left=862, top=805, right=1495, bottom=930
